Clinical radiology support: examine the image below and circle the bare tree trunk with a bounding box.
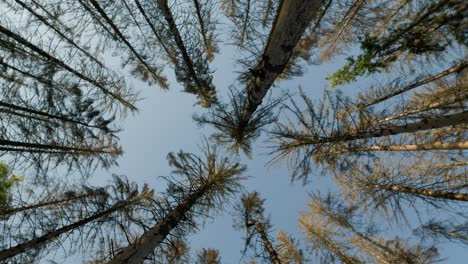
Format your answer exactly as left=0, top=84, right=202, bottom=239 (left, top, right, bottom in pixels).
left=1, top=191, right=103, bottom=217
left=305, top=111, right=467, bottom=145
left=252, top=220, right=282, bottom=264
left=108, top=186, right=209, bottom=264
left=86, top=0, right=168, bottom=89
left=239, top=0, right=323, bottom=129
left=0, top=25, right=136, bottom=110
left=156, top=0, right=216, bottom=106
left=0, top=200, right=132, bottom=261
left=376, top=91, right=468, bottom=123
left=360, top=62, right=467, bottom=109
left=0, top=139, right=116, bottom=154
left=0, top=101, right=103, bottom=130
left=374, top=184, right=468, bottom=201
left=12, top=0, right=105, bottom=68
left=355, top=141, right=468, bottom=151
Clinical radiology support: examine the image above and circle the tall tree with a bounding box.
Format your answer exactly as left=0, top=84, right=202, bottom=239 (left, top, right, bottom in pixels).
left=0, top=175, right=153, bottom=262
left=108, top=144, right=246, bottom=264
left=300, top=194, right=439, bottom=263
left=197, top=0, right=325, bottom=154
left=233, top=191, right=281, bottom=264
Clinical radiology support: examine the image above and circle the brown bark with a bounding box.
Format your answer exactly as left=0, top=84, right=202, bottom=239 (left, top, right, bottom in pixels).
left=239, top=0, right=323, bottom=129
left=107, top=186, right=209, bottom=264
left=0, top=25, right=136, bottom=110
left=355, top=141, right=468, bottom=151
left=0, top=200, right=132, bottom=261
left=252, top=220, right=282, bottom=264
left=302, top=111, right=467, bottom=146
left=375, top=184, right=468, bottom=201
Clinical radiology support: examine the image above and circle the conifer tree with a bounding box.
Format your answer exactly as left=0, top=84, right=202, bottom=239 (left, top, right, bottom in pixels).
left=108, top=144, right=246, bottom=264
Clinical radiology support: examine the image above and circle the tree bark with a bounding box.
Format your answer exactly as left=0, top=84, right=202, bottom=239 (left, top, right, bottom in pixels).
left=303, top=111, right=467, bottom=145
left=240, top=0, right=323, bottom=128
left=0, top=200, right=132, bottom=261
left=374, top=184, right=468, bottom=201
left=107, top=186, right=209, bottom=264
left=252, top=220, right=282, bottom=264
left=355, top=141, right=468, bottom=151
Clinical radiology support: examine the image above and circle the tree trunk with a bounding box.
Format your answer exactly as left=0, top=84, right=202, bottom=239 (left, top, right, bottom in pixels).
left=360, top=61, right=467, bottom=109
left=0, top=139, right=115, bottom=154
left=0, top=101, right=101, bottom=130
left=376, top=90, right=468, bottom=123
left=375, top=184, right=468, bottom=201
left=240, top=0, right=323, bottom=128
left=107, top=186, right=209, bottom=264
left=252, top=220, right=282, bottom=264
left=1, top=191, right=102, bottom=217
left=12, top=0, right=105, bottom=68
left=305, top=111, right=467, bottom=145
left=156, top=0, right=216, bottom=106
left=355, top=141, right=468, bottom=151
left=0, top=25, right=136, bottom=110
left=86, top=0, right=168, bottom=90
left=0, top=200, right=132, bottom=261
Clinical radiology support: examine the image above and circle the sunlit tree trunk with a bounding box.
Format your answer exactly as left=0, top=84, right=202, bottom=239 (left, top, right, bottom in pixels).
left=359, top=62, right=467, bottom=109
left=304, top=111, right=467, bottom=145
left=373, top=184, right=468, bottom=201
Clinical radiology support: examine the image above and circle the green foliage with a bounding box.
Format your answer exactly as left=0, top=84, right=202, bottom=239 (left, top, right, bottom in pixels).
left=0, top=162, right=22, bottom=211
left=328, top=0, right=465, bottom=87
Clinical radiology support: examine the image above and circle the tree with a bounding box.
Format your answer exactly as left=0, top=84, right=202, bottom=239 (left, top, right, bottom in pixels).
left=108, top=144, right=246, bottom=263
left=0, top=1, right=137, bottom=177
left=327, top=0, right=466, bottom=87
left=336, top=158, right=467, bottom=222
left=0, top=175, right=153, bottom=262
left=233, top=191, right=281, bottom=264
left=196, top=248, right=222, bottom=264
left=299, top=193, right=439, bottom=263
left=197, top=0, right=326, bottom=154
left=0, top=161, right=21, bottom=212
left=271, top=68, right=466, bottom=180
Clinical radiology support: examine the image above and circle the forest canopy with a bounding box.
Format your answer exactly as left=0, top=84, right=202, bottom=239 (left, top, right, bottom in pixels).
left=0, top=0, right=466, bottom=263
